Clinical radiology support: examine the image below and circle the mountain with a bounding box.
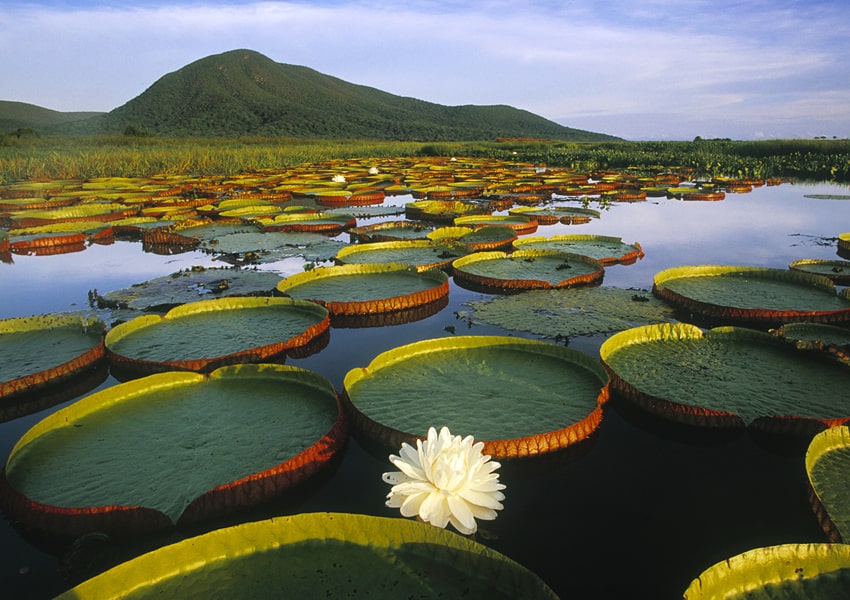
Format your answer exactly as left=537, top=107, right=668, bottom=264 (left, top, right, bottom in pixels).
left=3, top=49, right=619, bottom=141
left=0, top=101, right=103, bottom=132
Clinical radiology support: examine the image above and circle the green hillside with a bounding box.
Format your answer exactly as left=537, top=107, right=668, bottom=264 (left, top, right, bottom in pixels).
left=98, top=49, right=616, bottom=140
left=1, top=49, right=619, bottom=141
left=0, top=101, right=103, bottom=132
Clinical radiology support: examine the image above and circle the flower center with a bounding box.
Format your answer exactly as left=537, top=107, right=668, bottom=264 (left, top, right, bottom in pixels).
left=430, top=446, right=468, bottom=493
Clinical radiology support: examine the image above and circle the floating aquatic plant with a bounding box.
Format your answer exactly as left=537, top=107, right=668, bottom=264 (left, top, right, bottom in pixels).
left=54, top=512, right=558, bottom=599
left=463, top=287, right=675, bottom=338
left=383, top=426, right=505, bottom=535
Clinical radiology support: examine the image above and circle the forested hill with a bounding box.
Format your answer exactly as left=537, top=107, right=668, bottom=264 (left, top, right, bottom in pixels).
left=5, top=49, right=619, bottom=141
left=0, top=101, right=102, bottom=133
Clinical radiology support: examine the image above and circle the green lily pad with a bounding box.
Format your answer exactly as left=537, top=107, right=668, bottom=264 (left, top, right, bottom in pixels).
left=789, top=259, right=850, bottom=285
left=682, top=543, right=850, bottom=599
left=255, top=212, right=356, bottom=234
left=201, top=230, right=345, bottom=264
left=513, top=234, right=644, bottom=265
left=96, top=267, right=283, bottom=312
left=55, top=512, right=558, bottom=599
left=0, top=364, right=346, bottom=536
left=772, top=322, right=850, bottom=353
left=428, top=225, right=518, bottom=251
left=405, top=200, right=490, bottom=222
left=324, top=205, right=405, bottom=218
left=9, top=203, right=137, bottom=227
left=105, top=297, right=330, bottom=376
left=0, top=314, right=106, bottom=401
left=508, top=205, right=601, bottom=225
left=454, top=214, right=539, bottom=235
left=600, top=323, right=850, bottom=430
left=452, top=249, right=605, bottom=293
left=840, top=233, right=850, bottom=259
left=653, top=265, right=850, bottom=327
left=806, top=426, right=850, bottom=542
left=342, top=335, right=609, bottom=458
left=464, top=287, right=675, bottom=338
left=277, top=262, right=449, bottom=317
left=6, top=231, right=88, bottom=255
left=335, top=240, right=467, bottom=271
left=348, top=220, right=436, bottom=243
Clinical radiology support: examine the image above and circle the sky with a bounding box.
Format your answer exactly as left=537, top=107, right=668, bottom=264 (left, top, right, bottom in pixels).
left=2, top=0, right=849, bottom=140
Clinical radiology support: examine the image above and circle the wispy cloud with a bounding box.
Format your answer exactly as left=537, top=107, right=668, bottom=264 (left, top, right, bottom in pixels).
left=1, top=0, right=848, bottom=139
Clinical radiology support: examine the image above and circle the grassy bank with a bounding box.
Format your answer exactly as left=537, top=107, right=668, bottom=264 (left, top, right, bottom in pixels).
left=1, top=134, right=848, bottom=183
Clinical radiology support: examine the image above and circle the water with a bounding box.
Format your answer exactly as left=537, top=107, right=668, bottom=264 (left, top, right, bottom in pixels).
left=1, top=180, right=849, bottom=598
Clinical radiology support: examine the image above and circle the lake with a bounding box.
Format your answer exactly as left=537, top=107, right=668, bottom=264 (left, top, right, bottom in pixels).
left=1, top=177, right=849, bottom=598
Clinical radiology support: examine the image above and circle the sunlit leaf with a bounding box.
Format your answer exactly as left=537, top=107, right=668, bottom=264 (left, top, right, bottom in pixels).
left=683, top=543, right=850, bottom=599
left=342, top=335, right=608, bottom=458
left=56, top=512, right=558, bottom=599
left=0, top=365, right=345, bottom=536
left=600, top=323, right=850, bottom=430
left=464, top=286, right=675, bottom=337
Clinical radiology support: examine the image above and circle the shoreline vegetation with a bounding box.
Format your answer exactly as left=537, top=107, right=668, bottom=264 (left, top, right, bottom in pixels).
left=1, top=134, right=848, bottom=184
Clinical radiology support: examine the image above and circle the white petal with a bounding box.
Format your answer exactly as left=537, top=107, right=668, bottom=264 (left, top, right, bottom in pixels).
left=382, top=471, right=411, bottom=485
left=389, top=454, right=425, bottom=481
left=457, top=488, right=505, bottom=510
left=447, top=495, right=476, bottom=533
left=399, top=491, right=428, bottom=517
left=469, top=480, right=506, bottom=493
left=398, top=442, right=422, bottom=467
left=448, top=513, right=476, bottom=535
left=419, top=491, right=450, bottom=528
left=467, top=505, right=499, bottom=522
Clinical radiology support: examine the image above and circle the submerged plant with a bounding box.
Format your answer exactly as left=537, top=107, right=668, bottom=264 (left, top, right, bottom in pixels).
left=382, top=426, right=505, bottom=535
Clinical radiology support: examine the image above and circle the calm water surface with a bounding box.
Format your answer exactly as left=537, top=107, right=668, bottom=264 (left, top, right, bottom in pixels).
left=1, top=180, right=849, bottom=598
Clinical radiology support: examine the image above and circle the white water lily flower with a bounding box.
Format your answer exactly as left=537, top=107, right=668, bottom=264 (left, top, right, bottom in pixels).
left=368, top=166, right=380, bottom=175
left=331, top=174, right=346, bottom=183
left=382, top=426, right=505, bottom=535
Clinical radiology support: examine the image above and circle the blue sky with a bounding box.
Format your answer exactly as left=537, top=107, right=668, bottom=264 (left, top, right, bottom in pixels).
left=2, top=0, right=848, bottom=140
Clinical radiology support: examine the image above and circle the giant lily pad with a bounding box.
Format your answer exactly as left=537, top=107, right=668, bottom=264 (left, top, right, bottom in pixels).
left=839, top=233, right=850, bottom=259
left=7, top=231, right=88, bottom=256
left=454, top=214, right=539, bottom=235
left=1, top=314, right=106, bottom=401
left=452, top=250, right=605, bottom=293
left=600, top=323, right=850, bottom=431
left=513, top=234, right=644, bottom=265
left=200, top=229, right=345, bottom=264
left=806, top=426, right=850, bottom=542
left=255, top=212, right=355, bottom=234
left=509, top=205, right=601, bottom=225
left=95, top=267, right=283, bottom=313
left=9, top=203, right=138, bottom=228
left=682, top=543, right=850, bottom=599
left=334, top=240, right=467, bottom=272
left=464, top=287, right=675, bottom=338
left=790, top=259, right=850, bottom=286
left=653, top=265, right=850, bottom=327
left=342, top=335, right=609, bottom=458
left=324, top=204, right=405, bottom=219
left=277, top=262, right=449, bottom=322
left=0, top=364, right=346, bottom=537
left=405, top=200, right=490, bottom=222
left=348, top=220, right=435, bottom=243
left=56, top=512, right=558, bottom=599
left=105, top=297, right=330, bottom=377
left=428, top=225, right=518, bottom=251
left=771, top=322, right=850, bottom=355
